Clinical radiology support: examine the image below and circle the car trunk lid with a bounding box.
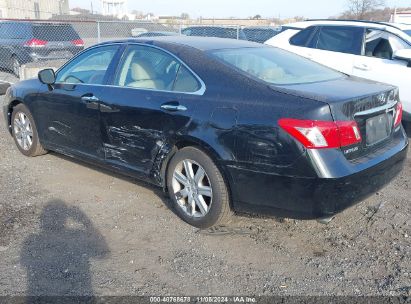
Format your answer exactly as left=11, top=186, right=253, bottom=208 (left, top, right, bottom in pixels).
left=273, top=76, right=401, bottom=159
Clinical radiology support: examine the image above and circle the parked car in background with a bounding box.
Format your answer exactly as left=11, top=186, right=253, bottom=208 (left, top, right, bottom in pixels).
left=181, top=26, right=247, bottom=40
left=134, top=31, right=180, bottom=38
left=266, top=20, right=411, bottom=126
left=242, top=26, right=281, bottom=43
left=3, top=37, right=408, bottom=228
left=0, top=22, right=84, bottom=77
left=383, top=22, right=411, bottom=37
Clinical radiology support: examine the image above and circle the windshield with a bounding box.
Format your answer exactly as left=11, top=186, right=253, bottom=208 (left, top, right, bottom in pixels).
left=210, top=47, right=343, bottom=85
left=404, top=30, right=411, bottom=37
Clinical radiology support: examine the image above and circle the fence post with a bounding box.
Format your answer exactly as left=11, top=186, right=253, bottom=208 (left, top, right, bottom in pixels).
left=179, top=23, right=182, bottom=36
left=97, top=21, right=101, bottom=43
left=236, top=25, right=240, bottom=40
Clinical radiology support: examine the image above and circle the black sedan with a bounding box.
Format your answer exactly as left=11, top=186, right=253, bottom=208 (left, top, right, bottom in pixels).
left=3, top=37, right=408, bottom=228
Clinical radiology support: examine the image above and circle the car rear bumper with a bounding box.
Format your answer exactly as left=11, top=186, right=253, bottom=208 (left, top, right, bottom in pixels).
left=228, top=132, right=408, bottom=219
left=29, top=53, right=75, bottom=61
left=26, top=47, right=83, bottom=62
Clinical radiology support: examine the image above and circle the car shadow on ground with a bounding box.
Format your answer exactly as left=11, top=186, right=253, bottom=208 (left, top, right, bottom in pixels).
left=20, top=199, right=110, bottom=298
left=49, top=152, right=287, bottom=231
left=49, top=152, right=180, bottom=217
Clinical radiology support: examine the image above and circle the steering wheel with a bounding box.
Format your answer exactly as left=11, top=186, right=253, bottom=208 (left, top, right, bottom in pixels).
left=64, top=75, right=84, bottom=84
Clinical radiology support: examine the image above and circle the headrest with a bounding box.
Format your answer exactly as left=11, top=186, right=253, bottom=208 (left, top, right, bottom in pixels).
left=130, top=59, right=156, bottom=81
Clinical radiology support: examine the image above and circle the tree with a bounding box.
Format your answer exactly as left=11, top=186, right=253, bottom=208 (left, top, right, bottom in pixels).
left=345, top=0, right=386, bottom=19
left=253, top=14, right=262, bottom=19
left=131, top=10, right=144, bottom=19
left=180, top=13, right=190, bottom=20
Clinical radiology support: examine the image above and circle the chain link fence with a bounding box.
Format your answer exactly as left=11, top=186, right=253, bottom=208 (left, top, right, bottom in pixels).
left=0, top=19, right=282, bottom=82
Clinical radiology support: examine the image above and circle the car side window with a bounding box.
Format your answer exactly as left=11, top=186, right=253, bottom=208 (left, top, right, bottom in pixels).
left=56, top=45, right=119, bottom=85
left=114, top=45, right=200, bottom=93
left=173, top=65, right=201, bottom=92
left=289, top=26, right=316, bottom=47
left=364, top=29, right=410, bottom=60
left=315, top=26, right=364, bottom=55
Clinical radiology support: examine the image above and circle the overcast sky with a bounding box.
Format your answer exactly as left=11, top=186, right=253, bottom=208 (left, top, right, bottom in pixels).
left=69, top=0, right=411, bottom=19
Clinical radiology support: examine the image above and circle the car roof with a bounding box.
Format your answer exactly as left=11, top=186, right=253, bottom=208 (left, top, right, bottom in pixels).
left=284, top=20, right=396, bottom=29
left=98, top=36, right=264, bottom=51
left=382, top=22, right=411, bottom=30
left=282, top=19, right=411, bottom=41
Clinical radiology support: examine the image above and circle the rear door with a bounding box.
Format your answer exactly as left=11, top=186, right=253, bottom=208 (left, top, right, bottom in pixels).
left=305, top=26, right=364, bottom=75
left=36, top=44, right=121, bottom=159
left=352, top=29, right=411, bottom=112
left=99, top=44, right=203, bottom=177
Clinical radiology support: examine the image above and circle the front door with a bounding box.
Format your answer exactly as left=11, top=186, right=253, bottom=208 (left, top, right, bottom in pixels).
left=35, top=44, right=120, bottom=159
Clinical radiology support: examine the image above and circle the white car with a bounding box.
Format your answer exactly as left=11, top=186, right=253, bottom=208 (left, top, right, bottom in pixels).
left=266, top=20, right=411, bottom=124
left=386, top=23, right=411, bottom=37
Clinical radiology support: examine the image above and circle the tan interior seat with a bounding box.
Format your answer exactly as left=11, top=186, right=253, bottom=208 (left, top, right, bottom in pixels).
left=259, top=67, right=285, bottom=82
left=126, top=59, right=164, bottom=90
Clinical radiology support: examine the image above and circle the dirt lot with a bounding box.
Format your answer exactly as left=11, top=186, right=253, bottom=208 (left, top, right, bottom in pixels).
left=0, top=95, right=410, bottom=297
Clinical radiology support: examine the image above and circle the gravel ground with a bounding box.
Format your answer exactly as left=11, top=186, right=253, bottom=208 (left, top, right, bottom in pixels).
left=0, top=95, right=410, bottom=297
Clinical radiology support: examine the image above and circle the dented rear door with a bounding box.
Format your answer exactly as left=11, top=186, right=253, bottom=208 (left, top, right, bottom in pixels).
left=98, top=86, right=198, bottom=177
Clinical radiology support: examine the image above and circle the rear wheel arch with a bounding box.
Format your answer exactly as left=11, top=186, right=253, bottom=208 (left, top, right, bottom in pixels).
left=159, top=137, right=235, bottom=210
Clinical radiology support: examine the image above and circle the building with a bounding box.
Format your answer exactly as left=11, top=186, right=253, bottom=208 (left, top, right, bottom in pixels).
left=101, top=0, right=128, bottom=18
left=0, top=0, right=69, bottom=19
left=390, top=10, right=411, bottom=24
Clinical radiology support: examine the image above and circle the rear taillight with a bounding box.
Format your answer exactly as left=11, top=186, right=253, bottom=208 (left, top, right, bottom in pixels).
left=24, top=38, right=47, bottom=48
left=394, top=102, right=403, bottom=127
left=279, top=118, right=362, bottom=149
left=72, top=39, right=84, bottom=46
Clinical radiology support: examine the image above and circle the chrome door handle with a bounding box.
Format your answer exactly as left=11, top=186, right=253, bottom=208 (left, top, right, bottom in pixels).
left=81, top=95, right=99, bottom=102
left=161, top=104, right=187, bottom=111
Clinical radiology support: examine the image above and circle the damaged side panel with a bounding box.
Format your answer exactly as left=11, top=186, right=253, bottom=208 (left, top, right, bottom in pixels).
left=98, top=86, right=201, bottom=181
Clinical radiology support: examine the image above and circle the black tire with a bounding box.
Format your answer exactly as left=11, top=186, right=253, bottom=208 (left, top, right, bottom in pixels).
left=166, top=146, right=232, bottom=228
left=11, top=104, right=47, bottom=157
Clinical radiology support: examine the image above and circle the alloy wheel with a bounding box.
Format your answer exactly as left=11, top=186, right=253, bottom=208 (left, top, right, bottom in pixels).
left=172, top=159, right=213, bottom=218
left=13, top=112, right=33, bottom=151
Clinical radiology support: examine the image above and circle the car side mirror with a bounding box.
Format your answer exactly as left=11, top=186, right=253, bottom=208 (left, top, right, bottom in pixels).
left=393, top=49, right=411, bottom=66
left=38, top=69, right=56, bottom=85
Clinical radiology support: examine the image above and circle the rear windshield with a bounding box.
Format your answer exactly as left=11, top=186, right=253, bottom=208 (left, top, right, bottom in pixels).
left=33, top=25, right=79, bottom=41
left=210, top=47, right=343, bottom=85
